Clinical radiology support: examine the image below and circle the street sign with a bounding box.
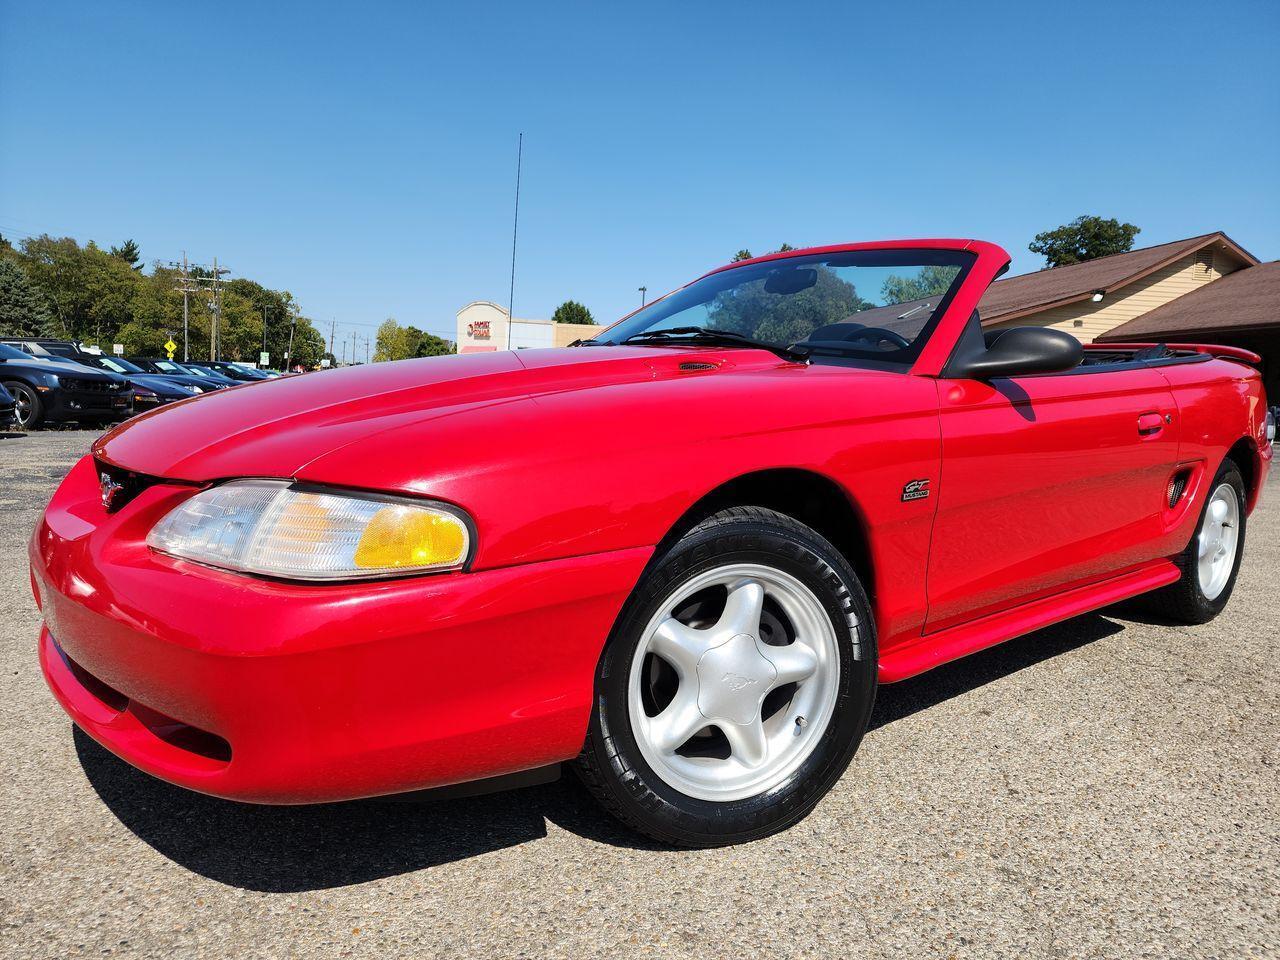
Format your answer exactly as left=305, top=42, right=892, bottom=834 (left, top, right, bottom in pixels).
left=164, top=338, right=178, bottom=360
left=112, top=344, right=124, bottom=356
left=319, top=358, right=331, bottom=368
left=259, top=352, right=270, bottom=367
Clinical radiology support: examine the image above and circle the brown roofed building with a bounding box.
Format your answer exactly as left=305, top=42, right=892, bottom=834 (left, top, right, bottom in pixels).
left=979, top=232, right=1258, bottom=341
left=1097, top=260, right=1280, bottom=399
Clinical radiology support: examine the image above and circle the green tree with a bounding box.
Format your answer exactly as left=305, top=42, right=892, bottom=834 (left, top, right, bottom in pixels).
left=731, top=243, right=794, bottom=263
left=1029, top=215, right=1141, bottom=268
left=114, top=319, right=171, bottom=356
left=373, top=318, right=417, bottom=361
left=708, top=265, right=869, bottom=344
left=109, top=239, right=142, bottom=270
left=409, top=328, right=454, bottom=357
left=880, top=265, right=961, bottom=305
left=551, top=300, right=595, bottom=325
left=17, top=235, right=142, bottom=342
left=0, top=259, right=55, bottom=337
left=286, top=322, right=327, bottom=369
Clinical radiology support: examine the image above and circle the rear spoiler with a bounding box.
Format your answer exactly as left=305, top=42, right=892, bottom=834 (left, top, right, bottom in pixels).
left=1085, top=342, right=1262, bottom=365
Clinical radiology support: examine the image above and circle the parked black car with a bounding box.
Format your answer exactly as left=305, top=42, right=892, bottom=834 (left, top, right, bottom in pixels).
left=129, top=358, right=238, bottom=390
left=72, top=355, right=210, bottom=406
left=0, top=342, right=131, bottom=429
left=200, top=359, right=277, bottom=381
left=0, top=338, right=217, bottom=414
left=0, top=381, right=16, bottom=430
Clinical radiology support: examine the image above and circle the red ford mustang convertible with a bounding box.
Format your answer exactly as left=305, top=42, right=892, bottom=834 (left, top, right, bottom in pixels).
left=32, top=240, right=1273, bottom=846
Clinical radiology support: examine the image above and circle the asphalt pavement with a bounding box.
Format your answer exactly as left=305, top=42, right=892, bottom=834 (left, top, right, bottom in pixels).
left=1, top=430, right=1276, bottom=959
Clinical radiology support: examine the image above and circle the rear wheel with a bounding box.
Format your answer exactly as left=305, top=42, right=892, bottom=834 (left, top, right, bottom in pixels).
left=575, top=506, right=876, bottom=847
left=5, top=382, right=41, bottom=430
left=1145, top=459, right=1247, bottom=624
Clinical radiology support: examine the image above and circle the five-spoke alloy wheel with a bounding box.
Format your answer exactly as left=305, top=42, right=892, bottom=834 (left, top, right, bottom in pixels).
left=628, top=563, right=840, bottom=802
left=576, top=506, right=877, bottom=847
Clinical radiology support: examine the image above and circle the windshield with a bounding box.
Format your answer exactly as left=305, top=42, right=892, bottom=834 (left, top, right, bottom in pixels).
left=0, top=343, right=28, bottom=361
left=600, top=249, right=974, bottom=366
left=92, top=356, right=144, bottom=374
left=154, top=360, right=191, bottom=373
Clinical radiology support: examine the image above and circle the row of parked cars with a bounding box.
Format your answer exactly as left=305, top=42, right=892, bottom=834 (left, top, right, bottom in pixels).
left=0, top=337, right=283, bottom=431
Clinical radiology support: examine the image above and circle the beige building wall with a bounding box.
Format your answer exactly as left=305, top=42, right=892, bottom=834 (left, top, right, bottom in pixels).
left=456, top=301, right=509, bottom=353
left=456, top=301, right=602, bottom=352
left=989, top=250, right=1246, bottom=342
left=553, top=322, right=602, bottom=347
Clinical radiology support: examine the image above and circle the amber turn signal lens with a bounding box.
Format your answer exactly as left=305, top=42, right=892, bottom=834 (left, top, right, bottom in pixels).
left=354, top=506, right=467, bottom=570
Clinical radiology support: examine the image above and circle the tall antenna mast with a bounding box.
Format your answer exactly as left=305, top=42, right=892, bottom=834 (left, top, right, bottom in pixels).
left=507, top=131, right=523, bottom=350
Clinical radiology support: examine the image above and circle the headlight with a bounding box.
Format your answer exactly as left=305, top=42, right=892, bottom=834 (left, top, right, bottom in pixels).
left=190, top=385, right=204, bottom=394
left=147, top=480, right=472, bottom=580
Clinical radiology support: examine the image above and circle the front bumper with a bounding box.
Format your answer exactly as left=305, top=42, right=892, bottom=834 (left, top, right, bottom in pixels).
left=43, top=384, right=131, bottom=422
left=33, top=456, right=650, bottom=803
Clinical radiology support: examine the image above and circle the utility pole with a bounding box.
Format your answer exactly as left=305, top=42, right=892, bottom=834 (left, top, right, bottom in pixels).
left=210, top=257, right=219, bottom=361
left=507, top=131, right=523, bottom=351
left=639, top=286, right=648, bottom=307
left=351, top=331, right=357, bottom=365
left=172, top=253, right=199, bottom=362
left=171, top=253, right=229, bottom=362
left=329, top=319, right=336, bottom=360
left=364, top=336, right=370, bottom=364
left=261, top=301, right=269, bottom=363
left=285, top=314, right=297, bottom=370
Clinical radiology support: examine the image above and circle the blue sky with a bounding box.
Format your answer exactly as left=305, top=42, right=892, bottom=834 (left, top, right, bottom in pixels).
left=2, top=1, right=1277, bottom=345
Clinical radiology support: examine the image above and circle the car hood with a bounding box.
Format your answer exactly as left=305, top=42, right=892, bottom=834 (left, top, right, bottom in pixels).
left=95, top=348, right=792, bottom=481
left=2, top=357, right=121, bottom=381
left=126, top=373, right=193, bottom=396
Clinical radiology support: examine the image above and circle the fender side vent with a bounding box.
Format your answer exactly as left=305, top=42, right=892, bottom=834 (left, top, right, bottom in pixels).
left=679, top=362, right=718, bottom=372
left=1167, top=471, right=1190, bottom=508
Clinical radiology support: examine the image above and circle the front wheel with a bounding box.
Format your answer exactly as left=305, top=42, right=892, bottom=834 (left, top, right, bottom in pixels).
left=4, top=382, right=42, bottom=430
left=575, top=506, right=877, bottom=847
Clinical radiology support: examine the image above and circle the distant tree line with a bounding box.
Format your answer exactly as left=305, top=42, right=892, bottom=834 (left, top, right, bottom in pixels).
left=373, top=319, right=454, bottom=361
left=0, top=233, right=330, bottom=367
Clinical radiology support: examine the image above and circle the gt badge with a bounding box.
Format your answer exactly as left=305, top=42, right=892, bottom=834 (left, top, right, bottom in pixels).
left=901, top=479, right=930, bottom=502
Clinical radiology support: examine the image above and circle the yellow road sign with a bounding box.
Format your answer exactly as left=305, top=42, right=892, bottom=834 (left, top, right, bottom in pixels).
left=164, top=339, right=178, bottom=359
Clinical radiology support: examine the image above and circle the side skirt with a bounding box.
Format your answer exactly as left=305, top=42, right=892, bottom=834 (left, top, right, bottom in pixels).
left=878, top=560, right=1181, bottom=684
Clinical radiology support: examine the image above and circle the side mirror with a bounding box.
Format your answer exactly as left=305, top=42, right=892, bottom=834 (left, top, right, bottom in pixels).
left=949, top=326, right=1082, bottom=380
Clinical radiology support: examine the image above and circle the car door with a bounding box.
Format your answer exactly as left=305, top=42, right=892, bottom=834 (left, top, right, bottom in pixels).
left=923, top=364, right=1180, bottom=633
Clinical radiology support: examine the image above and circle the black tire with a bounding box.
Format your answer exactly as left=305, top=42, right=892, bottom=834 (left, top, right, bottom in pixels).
left=574, top=506, right=877, bottom=847
left=4, top=381, right=42, bottom=431
left=1144, top=458, right=1247, bottom=625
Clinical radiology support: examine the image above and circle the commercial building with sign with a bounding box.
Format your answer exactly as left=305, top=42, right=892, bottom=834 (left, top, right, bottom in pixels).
left=456, top=301, right=599, bottom=353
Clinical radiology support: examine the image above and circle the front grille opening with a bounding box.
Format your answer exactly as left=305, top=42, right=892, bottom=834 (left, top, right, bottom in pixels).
left=1168, top=470, right=1191, bottom=508
left=135, top=709, right=232, bottom=763
left=92, top=458, right=166, bottom=513
left=55, top=640, right=231, bottom=766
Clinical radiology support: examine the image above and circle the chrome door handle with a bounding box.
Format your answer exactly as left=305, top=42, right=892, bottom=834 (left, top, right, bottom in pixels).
left=1137, top=412, right=1166, bottom=436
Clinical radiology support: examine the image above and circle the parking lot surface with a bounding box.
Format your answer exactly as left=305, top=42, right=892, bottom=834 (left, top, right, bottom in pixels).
left=1, top=430, right=1276, bottom=959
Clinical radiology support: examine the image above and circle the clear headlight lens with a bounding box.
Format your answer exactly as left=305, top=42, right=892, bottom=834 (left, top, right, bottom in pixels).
left=147, top=480, right=471, bottom=580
